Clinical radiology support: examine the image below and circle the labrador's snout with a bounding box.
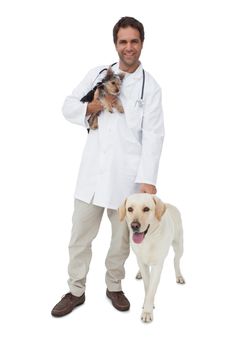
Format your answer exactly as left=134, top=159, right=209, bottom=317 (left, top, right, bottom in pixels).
left=131, top=221, right=141, bottom=232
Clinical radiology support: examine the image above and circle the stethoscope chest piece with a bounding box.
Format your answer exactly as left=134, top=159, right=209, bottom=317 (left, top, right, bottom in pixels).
left=137, top=99, right=144, bottom=108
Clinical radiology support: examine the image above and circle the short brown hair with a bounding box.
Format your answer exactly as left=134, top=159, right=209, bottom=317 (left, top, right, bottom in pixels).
left=113, top=17, right=144, bottom=44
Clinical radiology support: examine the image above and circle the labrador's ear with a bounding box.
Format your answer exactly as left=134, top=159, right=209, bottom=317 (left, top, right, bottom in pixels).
left=118, top=199, right=127, bottom=221
left=152, top=196, right=166, bottom=221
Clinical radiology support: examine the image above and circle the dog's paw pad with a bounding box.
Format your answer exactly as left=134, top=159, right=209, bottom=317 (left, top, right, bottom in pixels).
left=141, top=311, right=153, bottom=323
left=176, top=276, right=185, bottom=284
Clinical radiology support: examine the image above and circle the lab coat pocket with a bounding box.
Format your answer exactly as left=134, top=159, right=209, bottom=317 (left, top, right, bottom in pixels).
left=123, top=128, right=142, bottom=178
left=125, top=103, right=143, bottom=130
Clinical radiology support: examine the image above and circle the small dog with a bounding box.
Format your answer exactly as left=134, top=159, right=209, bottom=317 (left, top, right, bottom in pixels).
left=81, top=67, right=124, bottom=130
left=118, top=193, right=185, bottom=323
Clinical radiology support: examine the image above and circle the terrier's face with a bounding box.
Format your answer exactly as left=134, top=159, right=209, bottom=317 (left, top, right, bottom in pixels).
left=103, top=67, right=124, bottom=95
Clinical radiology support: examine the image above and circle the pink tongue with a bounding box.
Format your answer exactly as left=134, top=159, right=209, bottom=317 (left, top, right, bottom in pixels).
left=133, top=232, right=144, bottom=244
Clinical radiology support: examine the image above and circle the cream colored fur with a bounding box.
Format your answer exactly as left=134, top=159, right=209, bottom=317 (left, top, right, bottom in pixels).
left=119, top=193, right=185, bottom=323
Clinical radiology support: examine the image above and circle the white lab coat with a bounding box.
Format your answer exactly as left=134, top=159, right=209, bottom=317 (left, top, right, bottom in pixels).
left=62, top=63, right=164, bottom=209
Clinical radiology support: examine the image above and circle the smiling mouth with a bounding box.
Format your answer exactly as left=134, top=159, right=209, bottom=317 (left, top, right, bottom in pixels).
left=132, top=224, right=150, bottom=244
left=124, top=53, right=135, bottom=57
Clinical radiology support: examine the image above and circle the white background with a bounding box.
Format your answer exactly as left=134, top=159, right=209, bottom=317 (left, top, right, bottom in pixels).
left=1, top=0, right=233, bottom=348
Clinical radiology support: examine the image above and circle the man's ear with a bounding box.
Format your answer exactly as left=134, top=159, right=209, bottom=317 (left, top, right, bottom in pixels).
left=118, top=199, right=127, bottom=221
left=152, top=196, right=166, bottom=221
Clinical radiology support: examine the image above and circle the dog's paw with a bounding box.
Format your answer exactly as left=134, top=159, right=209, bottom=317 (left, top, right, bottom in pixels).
left=135, top=271, right=142, bottom=280
left=117, top=106, right=124, bottom=113
left=141, top=310, right=153, bottom=323
left=176, top=275, right=185, bottom=284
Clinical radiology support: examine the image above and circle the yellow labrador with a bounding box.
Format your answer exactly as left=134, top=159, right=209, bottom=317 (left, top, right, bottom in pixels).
left=118, top=193, right=185, bottom=323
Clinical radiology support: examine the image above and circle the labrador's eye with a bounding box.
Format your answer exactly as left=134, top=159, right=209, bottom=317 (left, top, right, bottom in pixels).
left=143, top=207, right=150, bottom=212
left=128, top=207, right=133, bottom=212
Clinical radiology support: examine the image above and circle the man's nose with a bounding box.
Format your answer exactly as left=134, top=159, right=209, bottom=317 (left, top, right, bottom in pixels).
left=125, top=43, right=133, bottom=51
left=131, top=221, right=141, bottom=231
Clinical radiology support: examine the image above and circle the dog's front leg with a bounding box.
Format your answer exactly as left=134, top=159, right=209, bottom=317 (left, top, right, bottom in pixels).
left=141, top=264, right=163, bottom=323
left=137, top=261, right=150, bottom=294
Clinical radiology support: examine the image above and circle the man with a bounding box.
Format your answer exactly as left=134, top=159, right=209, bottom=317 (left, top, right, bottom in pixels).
left=51, top=17, right=164, bottom=317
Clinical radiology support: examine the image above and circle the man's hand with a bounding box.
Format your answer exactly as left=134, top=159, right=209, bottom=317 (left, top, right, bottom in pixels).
left=86, top=89, right=104, bottom=116
left=139, top=183, right=157, bottom=194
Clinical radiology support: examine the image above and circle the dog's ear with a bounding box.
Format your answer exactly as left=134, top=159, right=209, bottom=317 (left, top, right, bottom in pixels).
left=118, top=199, right=127, bottom=221
left=118, top=72, right=125, bottom=81
left=152, top=196, right=166, bottom=221
left=106, top=67, right=114, bottom=79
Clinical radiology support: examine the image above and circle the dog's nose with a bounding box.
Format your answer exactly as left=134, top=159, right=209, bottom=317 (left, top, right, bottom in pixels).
left=131, top=221, right=141, bottom=231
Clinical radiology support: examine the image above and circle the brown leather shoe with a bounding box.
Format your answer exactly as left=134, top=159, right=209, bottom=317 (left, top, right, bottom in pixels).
left=51, top=292, right=85, bottom=317
left=106, top=289, right=130, bottom=311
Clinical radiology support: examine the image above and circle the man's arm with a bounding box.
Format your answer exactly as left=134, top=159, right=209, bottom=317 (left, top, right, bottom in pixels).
left=62, top=67, right=104, bottom=127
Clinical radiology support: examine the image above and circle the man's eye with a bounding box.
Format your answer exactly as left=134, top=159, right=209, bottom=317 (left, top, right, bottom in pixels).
left=128, top=207, right=133, bottom=212
left=143, top=207, right=150, bottom=212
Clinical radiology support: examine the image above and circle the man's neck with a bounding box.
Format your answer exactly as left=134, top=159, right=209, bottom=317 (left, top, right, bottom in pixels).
left=119, top=61, right=140, bottom=73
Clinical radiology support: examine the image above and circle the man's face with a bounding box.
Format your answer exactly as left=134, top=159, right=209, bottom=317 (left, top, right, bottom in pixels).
left=115, top=26, right=143, bottom=72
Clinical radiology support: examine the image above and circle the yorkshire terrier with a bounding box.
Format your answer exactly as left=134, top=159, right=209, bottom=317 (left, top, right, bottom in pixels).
left=81, top=67, right=125, bottom=130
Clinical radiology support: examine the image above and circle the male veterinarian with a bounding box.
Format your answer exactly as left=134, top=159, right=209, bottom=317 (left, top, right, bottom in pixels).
left=51, top=16, right=164, bottom=317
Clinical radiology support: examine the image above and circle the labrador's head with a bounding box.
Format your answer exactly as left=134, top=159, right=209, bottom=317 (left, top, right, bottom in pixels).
left=118, top=193, right=166, bottom=244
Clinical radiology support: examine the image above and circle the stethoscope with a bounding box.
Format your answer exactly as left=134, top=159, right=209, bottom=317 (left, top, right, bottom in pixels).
left=93, top=62, right=145, bottom=107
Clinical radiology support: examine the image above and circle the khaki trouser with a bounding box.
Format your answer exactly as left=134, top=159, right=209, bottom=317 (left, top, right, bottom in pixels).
left=68, top=199, right=130, bottom=297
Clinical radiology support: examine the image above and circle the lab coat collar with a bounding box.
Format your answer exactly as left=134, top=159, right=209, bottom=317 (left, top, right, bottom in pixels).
left=113, top=62, right=143, bottom=84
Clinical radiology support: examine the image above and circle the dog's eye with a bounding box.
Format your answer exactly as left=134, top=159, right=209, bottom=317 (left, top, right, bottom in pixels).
left=111, top=81, right=116, bottom=85
left=143, top=207, right=150, bottom=212
left=128, top=207, right=133, bottom=212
